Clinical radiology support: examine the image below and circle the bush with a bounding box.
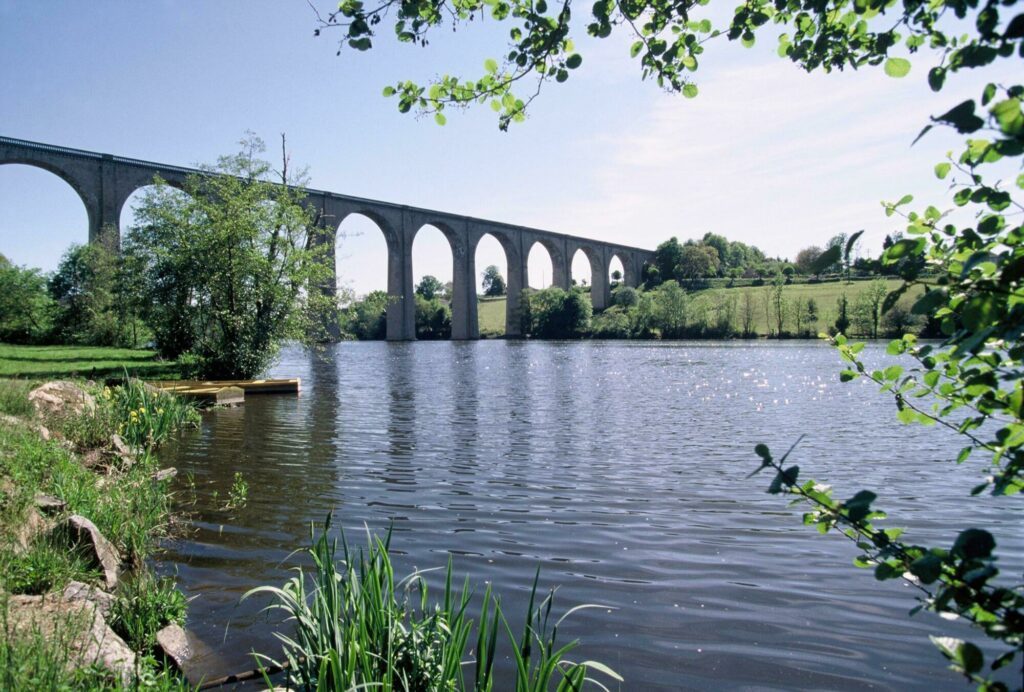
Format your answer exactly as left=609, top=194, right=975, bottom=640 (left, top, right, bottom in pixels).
left=414, top=295, right=452, bottom=340
left=592, top=306, right=632, bottom=338
left=521, top=288, right=592, bottom=339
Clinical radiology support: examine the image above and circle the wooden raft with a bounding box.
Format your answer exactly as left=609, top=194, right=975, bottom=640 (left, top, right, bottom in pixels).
left=148, top=378, right=300, bottom=405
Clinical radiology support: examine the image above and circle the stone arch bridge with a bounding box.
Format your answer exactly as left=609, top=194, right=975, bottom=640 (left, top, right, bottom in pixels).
left=1, top=135, right=654, bottom=340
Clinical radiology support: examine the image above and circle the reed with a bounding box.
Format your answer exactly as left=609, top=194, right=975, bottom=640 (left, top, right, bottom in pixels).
left=245, top=516, right=621, bottom=691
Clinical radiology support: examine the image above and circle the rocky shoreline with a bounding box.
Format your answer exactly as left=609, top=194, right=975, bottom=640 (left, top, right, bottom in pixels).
left=0, top=379, right=197, bottom=688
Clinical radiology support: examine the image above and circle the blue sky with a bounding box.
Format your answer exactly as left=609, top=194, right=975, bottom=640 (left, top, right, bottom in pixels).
left=0, top=1, right=1012, bottom=294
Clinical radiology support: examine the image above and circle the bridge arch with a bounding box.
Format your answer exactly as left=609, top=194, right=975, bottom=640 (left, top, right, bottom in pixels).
left=330, top=210, right=398, bottom=339
left=0, top=162, right=92, bottom=270
left=571, top=247, right=593, bottom=287
left=527, top=241, right=554, bottom=289
left=471, top=229, right=520, bottom=338
left=0, top=159, right=95, bottom=252
left=411, top=223, right=455, bottom=339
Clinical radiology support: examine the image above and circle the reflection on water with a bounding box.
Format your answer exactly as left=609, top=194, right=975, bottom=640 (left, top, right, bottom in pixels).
left=158, top=341, right=1023, bottom=690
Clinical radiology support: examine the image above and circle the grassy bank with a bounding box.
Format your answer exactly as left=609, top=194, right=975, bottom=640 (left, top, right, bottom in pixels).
left=0, top=378, right=197, bottom=688
left=473, top=279, right=919, bottom=339
left=477, top=297, right=507, bottom=337
left=0, top=344, right=180, bottom=380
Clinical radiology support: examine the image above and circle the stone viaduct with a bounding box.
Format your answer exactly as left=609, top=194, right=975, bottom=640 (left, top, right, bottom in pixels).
left=0, top=135, right=655, bottom=340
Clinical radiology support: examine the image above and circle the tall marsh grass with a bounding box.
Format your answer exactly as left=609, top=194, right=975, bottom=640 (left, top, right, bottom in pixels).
left=245, top=516, right=621, bottom=691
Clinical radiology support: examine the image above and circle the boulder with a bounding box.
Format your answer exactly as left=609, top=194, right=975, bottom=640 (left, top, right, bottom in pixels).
left=62, top=580, right=116, bottom=618
left=29, top=381, right=96, bottom=418
left=0, top=412, right=52, bottom=441
left=34, top=493, right=67, bottom=515
left=151, top=467, right=177, bottom=483
left=61, top=515, right=121, bottom=590
left=109, top=434, right=137, bottom=468
left=5, top=593, right=135, bottom=686
left=14, top=507, right=51, bottom=553
left=155, top=623, right=192, bottom=673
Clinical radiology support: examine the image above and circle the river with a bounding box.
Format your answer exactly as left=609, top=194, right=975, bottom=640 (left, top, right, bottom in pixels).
left=157, top=340, right=1023, bottom=690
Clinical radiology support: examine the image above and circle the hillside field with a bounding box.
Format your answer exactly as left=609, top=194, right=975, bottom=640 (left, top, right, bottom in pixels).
left=472, top=279, right=921, bottom=338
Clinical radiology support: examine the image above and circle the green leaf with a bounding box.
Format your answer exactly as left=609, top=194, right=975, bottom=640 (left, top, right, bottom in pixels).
left=934, top=100, right=985, bottom=134
left=952, top=528, right=995, bottom=559
left=909, top=553, right=943, bottom=583
left=839, top=369, right=859, bottom=382
left=883, top=57, right=911, bottom=78
left=434, top=112, right=447, bottom=126
left=768, top=465, right=799, bottom=494
left=566, top=53, right=583, bottom=69
left=934, top=162, right=951, bottom=179
left=927, top=66, right=945, bottom=91
left=382, top=86, right=396, bottom=97
left=484, top=58, right=499, bottom=74
left=630, top=40, right=643, bottom=58
left=682, top=83, right=699, bottom=98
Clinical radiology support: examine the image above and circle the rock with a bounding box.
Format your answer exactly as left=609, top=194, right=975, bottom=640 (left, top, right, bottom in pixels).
left=109, top=434, right=137, bottom=468
left=155, top=624, right=192, bottom=673
left=151, top=467, right=177, bottom=482
left=63, top=580, right=116, bottom=618
left=14, top=507, right=51, bottom=553
left=0, top=413, right=52, bottom=441
left=61, top=515, right=121, bottom=590
left=6, top=593, right=135, bottom=686
left=34, top=493, right=66, bottom=514
left=110, top=434, right=132, bottom=457
left=29, top=381, right=96, bottom=418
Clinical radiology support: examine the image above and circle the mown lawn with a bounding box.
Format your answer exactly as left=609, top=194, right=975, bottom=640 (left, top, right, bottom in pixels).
left=0, top=344, right=180, bottom=379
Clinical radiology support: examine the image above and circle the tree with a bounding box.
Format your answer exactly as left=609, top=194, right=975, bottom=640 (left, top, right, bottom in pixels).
left=675, top=244, right=719, bottom=281
left=653, top=237, right=684, bottom=284
left=415, top=274, right=445, bottom=301
left=342, top=291, right=389, bottom=340
left=834, top=293, right=851, bottom=335
left=701, top=232, right=729, bottom=271
left=414, top=294, right=452, bottom=339
left=859, top=278, right=889, bottom=339
left=651, top=280, right=688, bottom=338
left=315, top=0, right=1024, bottom=681
left=481, top=265, right=506, bottom=296
left=124, top=134, right=334, bottom=378
left=48, top=242, right=129, bottom=347
left=740, top=291, right=756, bottom=338
left=610, top=269, right=623, bottom=284
left=520, top=287, right=591, bottom=338
left=769, top=274, right=786, bottom=337
left=0, top=257, right=53, bottom=344
left=794, top=246, right=823, bottom=275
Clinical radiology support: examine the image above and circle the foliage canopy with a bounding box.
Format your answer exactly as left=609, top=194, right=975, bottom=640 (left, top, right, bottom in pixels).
left=123, top=135, right=334, bottom=379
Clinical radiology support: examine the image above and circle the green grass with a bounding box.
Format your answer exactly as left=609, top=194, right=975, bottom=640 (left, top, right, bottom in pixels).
left=0, top=344, right=180, bottom=379
left=477, top=297, right=507, bottom=338
left=694, top=278, right=922, bottom=337
left=0, top=378, right=195, bottom=687
left=245, top=517, right=620, bottom=691
left=475, top=280, right=920, bottom=339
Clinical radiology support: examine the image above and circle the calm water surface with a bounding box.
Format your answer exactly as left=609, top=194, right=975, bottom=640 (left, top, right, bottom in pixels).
left=158, top=341, right=1023, bottom=690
